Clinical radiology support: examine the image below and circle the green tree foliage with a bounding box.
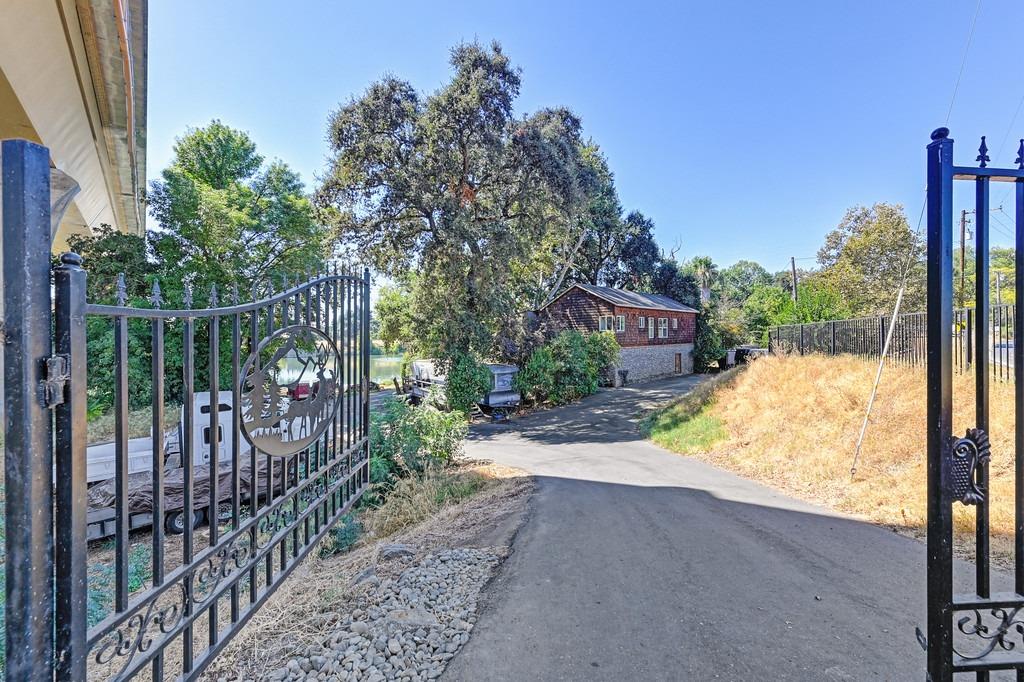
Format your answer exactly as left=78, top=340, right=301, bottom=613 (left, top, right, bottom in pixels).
left=150, top=120, right=331, bottom=299
left=571, top=145, right=625, bottom=286
left=318, top=41, right=595, bottom=360
left=692, top=306, right=724, bottom=372
left=374, top=284, right=415, bottom=353
left=741, top=280, right=851, bottom=344
left=686, top=256, right=718, bottom=305
left=991, top=246, right=1015, bottom=305
left=516, top=330, right=620, bottom=405
left=742, top=285, right=793, bottom=343
left=956, top=245, right=1017, bottom=307
left=816, top=203, right=924, bottom=316
left=719, top=260, right=772, bottom=309
left=68, top=121, right=334, bottom=414
left=67, top=227, right=157, bottom=412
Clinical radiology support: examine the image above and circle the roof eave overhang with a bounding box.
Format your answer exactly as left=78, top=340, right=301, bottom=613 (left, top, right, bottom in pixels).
left=538, top=284, right=698, bottom=315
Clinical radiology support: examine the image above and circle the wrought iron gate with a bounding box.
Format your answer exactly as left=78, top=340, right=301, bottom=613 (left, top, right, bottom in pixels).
left=2, top=139, right=371, bottom=680
left=925, top=128, right=1024, bottom=679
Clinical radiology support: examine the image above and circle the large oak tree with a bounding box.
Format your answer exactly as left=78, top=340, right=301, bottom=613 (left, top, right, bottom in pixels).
left=317, top=41, right=597, bottom=359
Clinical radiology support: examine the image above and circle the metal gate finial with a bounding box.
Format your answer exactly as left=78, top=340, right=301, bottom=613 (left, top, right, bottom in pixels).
left=149, top=279, right=162, bottom=308
left=1016, top=139, right=1024, bottom=169
left=115, top=273, right=128, bottom=306
left=977, top=136, right=990, bottom=167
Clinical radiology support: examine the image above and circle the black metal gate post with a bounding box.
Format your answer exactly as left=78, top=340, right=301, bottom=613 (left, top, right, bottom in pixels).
left=924, top=128, right=1024, bottom=680
left=53, top=253, right=89, bottom=679
left=2, top=139, right=57, bottom=680
left=926, top=127, right=955, bottom=681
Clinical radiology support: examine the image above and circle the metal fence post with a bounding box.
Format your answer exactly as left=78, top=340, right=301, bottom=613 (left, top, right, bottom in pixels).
left=362, top=268, right=371, bottom=485
left=878, top=315, right=887, bottom=358
left=799, top=324, right=805, bottom=355
left=2, top=139, right=56, bottom=680
left=966, top=308, right=974, bottom=368
left=53, top=253, right=88, bottom=680
left=830, top=321, right=836, bottom=355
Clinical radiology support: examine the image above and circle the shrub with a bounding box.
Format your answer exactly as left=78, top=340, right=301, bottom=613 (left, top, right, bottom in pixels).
left=443, top=351, right=492, bottom=414
left=318, top=514, right=363, bottom=557
left=586, top=331, right=621, bottom=384
left=368, top=397, right=467, bottom=498
left=517, top=330, right=620, bottom=405
left=515, top=346, right=556, bottom=403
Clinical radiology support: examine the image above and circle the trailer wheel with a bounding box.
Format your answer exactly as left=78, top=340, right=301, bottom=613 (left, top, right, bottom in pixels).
left=164, top=509, right=204, bottom=535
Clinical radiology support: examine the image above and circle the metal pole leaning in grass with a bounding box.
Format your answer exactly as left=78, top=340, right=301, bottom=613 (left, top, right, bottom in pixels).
left=849, top=286, right=906, bottom=477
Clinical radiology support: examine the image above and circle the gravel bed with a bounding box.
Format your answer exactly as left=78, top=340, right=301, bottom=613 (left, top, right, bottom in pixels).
left=265, top=547, right=501, bottom=681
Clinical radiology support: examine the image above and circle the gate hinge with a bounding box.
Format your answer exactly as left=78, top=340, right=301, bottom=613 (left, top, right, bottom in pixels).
left=38, top=354, right=70, bottom=409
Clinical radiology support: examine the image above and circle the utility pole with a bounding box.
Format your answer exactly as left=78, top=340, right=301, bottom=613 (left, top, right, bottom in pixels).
left=959, top=209, right=974, bottom=308
left=790, top=256, right=799, bottom=303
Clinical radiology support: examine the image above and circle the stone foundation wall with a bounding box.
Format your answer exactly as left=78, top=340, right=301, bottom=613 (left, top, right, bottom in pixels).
left=615, top=343, right=694, bottom=385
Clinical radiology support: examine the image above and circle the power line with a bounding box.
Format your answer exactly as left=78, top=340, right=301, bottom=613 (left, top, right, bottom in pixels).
left=945, top=0, right=983, bottom=125
left=851, top=0, right=983, bottom=478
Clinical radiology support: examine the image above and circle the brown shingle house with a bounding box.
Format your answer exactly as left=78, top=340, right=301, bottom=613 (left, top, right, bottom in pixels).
left=539, top=283, right=699, bottom=382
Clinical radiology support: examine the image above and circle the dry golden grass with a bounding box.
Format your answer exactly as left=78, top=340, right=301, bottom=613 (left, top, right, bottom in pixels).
left=672, top=353, right=1016, bottom=565
left=363, top=467, right=491, bottom=538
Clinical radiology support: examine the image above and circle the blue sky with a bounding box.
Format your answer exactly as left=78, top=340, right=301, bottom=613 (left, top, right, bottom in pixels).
left=148, top=0, right=1024, bottom=275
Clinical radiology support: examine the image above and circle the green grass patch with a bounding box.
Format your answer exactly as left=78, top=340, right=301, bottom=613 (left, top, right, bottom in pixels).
left=645, top=409, right=726, bottom=454
left=641, top=368, right=743, bottom=455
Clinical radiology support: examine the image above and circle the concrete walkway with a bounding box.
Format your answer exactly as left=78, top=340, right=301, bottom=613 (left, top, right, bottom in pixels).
left=444, top=375, right=933, bottom=681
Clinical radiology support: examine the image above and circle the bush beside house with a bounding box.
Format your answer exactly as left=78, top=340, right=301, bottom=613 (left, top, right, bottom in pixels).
left=516, top=330, right=620, bottom=406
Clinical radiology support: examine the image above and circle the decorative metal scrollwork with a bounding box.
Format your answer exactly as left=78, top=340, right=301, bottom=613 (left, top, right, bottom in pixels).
left=191, top=534, right=253, bottom=604
left=951, top=427, right=991, bottom=506
left=91, top=583, right=187, bottom=678
left=954, top=606, right=1024, bottom=661
left=240, top=325, right=342, bottom=456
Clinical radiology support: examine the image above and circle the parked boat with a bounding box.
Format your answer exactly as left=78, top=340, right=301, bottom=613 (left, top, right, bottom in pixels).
left=408, top=359, right=520, bottom=417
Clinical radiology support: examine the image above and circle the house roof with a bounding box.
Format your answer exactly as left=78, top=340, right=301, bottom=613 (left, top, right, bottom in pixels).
left=544, top=283, right=699, bottom=314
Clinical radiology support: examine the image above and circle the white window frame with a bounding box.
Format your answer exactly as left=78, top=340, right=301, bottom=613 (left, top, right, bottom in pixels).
left=616, top=315, right=625, bottom=332
left=598, top=315, right=609, bottom=332
left=672, top=317, right=678, bottom=330
left=648, top=317, right=655, bottom=339
left=638, top=316, right=645, bottom=329
left=658, top=318, right=668, bottom=338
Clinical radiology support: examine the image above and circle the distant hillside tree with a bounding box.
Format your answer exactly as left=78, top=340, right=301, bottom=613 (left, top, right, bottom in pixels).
left=816, top=203, right=924, bottom=316
left=720, top=260, right=772, bottom=309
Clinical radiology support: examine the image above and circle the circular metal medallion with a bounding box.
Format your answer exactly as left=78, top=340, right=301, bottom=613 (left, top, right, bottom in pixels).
left=239, top=325, right=342, bottom=456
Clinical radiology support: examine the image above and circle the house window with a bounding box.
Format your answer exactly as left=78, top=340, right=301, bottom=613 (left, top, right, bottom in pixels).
left=658, top=318, right=668, bottom=338
left=598, top=315, right=615, bottom=332
left=616, top=315, right=625, bottom=332
left=648, top=317, right=655, bottom=339
left=672, top=318, right=678, bottom=330
left=639, top=316, right=645, bottom=329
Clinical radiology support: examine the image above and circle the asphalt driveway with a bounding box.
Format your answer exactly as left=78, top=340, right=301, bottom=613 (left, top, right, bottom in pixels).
left=444, top=375, right=938, bottom=681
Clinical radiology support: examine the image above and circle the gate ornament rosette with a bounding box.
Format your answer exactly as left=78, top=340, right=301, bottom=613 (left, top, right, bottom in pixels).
left=950, top=427, right=990, bottom=506
left=240, top=325, right=343, bottom=457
